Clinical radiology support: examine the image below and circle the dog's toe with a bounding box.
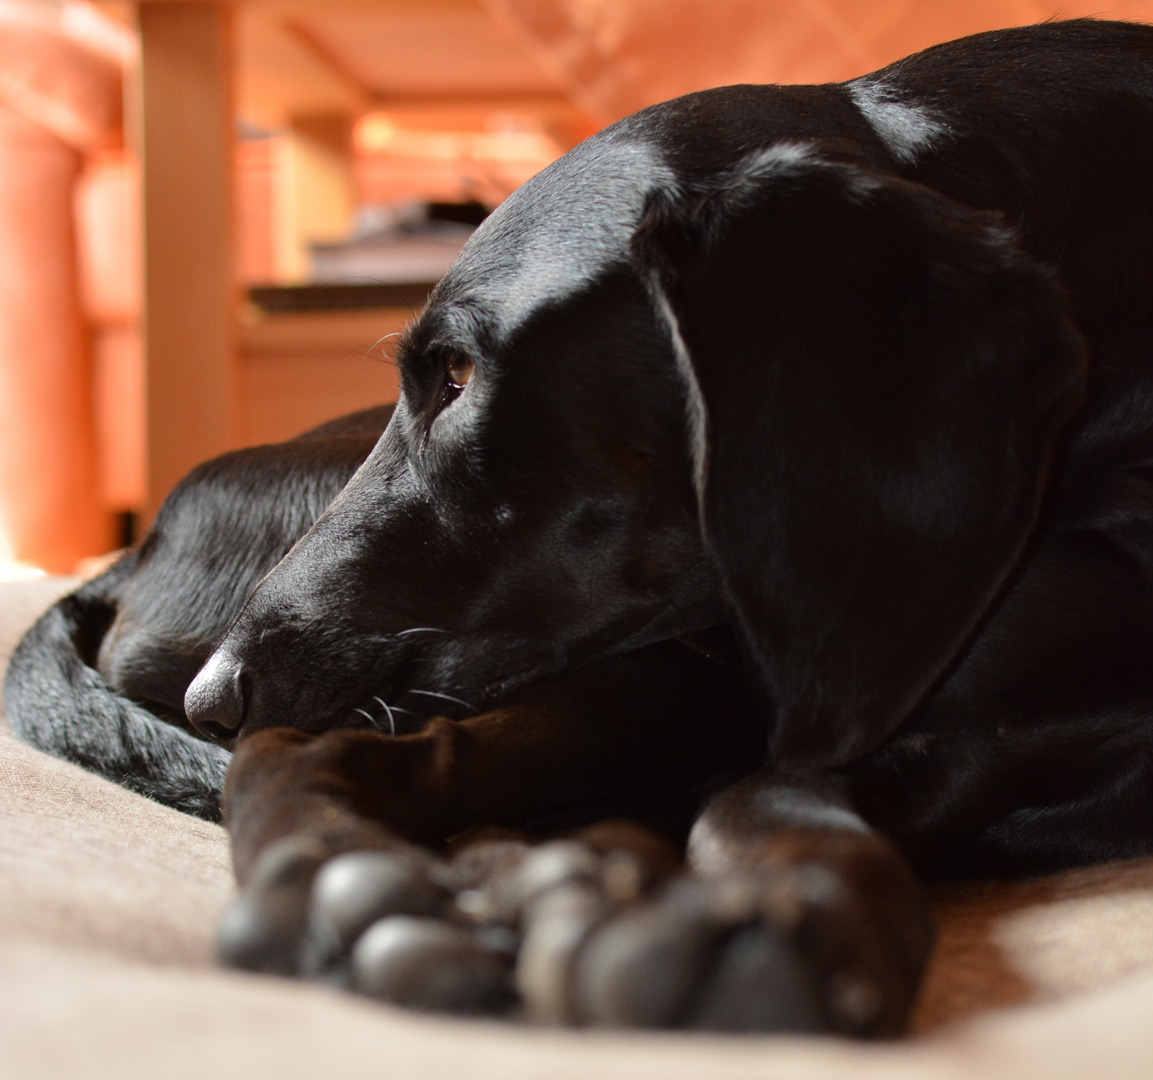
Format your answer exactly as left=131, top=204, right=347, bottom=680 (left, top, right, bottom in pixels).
left=686, top=921, right=825, bottom=1032
left=218, top=841, right=450, bottom=981
left=303, top=851, right=450, bottom=975
left=569, top=903, right=724, bottom=1026
left=216, top=836, right=329, bottom=975
left=569, top=902, right=825, bottom=1032
left=351, top=916, right=516, bottom=1015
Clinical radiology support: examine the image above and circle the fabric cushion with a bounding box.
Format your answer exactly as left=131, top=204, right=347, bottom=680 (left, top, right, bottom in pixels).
left=2, top=578, right=1152, bottom=1078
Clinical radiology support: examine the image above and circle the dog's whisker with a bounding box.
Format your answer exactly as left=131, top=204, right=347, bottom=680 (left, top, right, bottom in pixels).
left=372, top=696, right=397, bottom=737
left=368, top=331, right=401, bottom=354
left=408, top=688, right=477, bottom=712
left=394, top=627, right=454, bottom=638
left=353, top=707, right=380, bottom=729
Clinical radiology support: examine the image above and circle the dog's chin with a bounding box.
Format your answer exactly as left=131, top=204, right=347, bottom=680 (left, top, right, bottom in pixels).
left=476, top=664, right=554, bottom=709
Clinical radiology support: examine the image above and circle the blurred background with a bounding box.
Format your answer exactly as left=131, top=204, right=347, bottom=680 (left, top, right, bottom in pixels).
left=1, top=0, right=1152, bottom=577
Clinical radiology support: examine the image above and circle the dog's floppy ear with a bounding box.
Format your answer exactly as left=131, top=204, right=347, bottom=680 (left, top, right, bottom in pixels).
left=634, top=148, right=1086, bottom=769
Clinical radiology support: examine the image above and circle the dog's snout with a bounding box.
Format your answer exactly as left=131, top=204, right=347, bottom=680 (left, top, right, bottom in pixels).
left=185, top=652, right=248, bottom=746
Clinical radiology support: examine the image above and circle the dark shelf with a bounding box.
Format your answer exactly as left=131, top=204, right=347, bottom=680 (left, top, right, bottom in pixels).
left=248, top=282, right=436, bottom=313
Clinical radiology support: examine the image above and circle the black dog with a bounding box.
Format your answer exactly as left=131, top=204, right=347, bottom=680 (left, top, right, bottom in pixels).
left=10, top=18, right=1153, bottom=1037
left=185, top=19, right=1153, bottom=1024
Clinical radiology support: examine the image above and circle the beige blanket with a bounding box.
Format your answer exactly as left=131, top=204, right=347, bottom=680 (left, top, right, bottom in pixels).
left=2, top=578, right=1151, bottom=1079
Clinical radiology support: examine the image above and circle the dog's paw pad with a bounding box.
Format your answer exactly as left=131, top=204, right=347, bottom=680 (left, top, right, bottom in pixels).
left=568, top=903, right=724, bottom=1027
left=216, top=836, right=329, bottom=975
left=304, top=852, right=450, bottom=973
left=351, top=915, right=516, bottom=1015
left=686, top=921, right=825, bottom=1032
left=498, top=837, right=681, bottom=1024
left=546, top=873, right=846, bottom=1033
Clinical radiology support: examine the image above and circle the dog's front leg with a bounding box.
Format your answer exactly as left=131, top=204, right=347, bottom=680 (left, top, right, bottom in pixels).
left=215, top=727, right=431, bottom=980
left=537, top=767, right=932, bottom=1035
left=215, top=637, right=760, bottom=1012
left=691, top=769, right=932, bottom=1034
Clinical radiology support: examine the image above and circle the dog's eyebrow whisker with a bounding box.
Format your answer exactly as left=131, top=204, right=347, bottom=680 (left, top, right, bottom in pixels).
left=368, top=331, right=401, bottom=354
left=394, top=627, right=454, bottom=638
left=359, top=333, right=401, bottom=367
left=408, top=688, right=477, bottom=712
left=372, top=696, right=397, bottom=737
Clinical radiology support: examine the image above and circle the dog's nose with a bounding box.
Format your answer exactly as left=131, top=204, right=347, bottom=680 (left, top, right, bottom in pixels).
left=185, top=652, right=248, bottom=745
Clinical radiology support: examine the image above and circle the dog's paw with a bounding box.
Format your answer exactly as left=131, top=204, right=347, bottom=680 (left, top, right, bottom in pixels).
left=303, top=835, right=619, bottom=1017
left=304, top=848, right=520, bottom=1016
left=217, top=835, right=523, bottom=1016
left=217, top=831, right=919, bottom=1033
left=509, top=840, right=925, bottom=1035
left=554, top=874, right=853, bottom=1033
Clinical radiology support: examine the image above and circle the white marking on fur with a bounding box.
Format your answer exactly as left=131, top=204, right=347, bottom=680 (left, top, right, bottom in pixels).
left=686, top=814, right=734, bottom=878
left=688, top=786, right=869, bottom=876
left=649, top=282, right=709, bottom=499
left=752, top=787, right=870, bottom=833
left=848, top=79, right=948, bottom=165
left=740, top=141, right=817, bottom=178
left=646, top=141, right=818, bottom=499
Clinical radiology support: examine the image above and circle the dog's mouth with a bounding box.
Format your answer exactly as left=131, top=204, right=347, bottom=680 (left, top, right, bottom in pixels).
left=343, top=690, right=424, bottom=735
left=344, top=686, right=479, bottom=735
left=326, top=626, right=488, bottom=735
left=343, top=662, right=552, bottom=735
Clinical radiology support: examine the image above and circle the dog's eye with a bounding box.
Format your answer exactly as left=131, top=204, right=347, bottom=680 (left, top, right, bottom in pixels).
left=445, top=352, right=474, bottom=390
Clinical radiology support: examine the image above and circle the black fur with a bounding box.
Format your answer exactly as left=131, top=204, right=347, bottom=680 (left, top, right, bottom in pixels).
left=3, top=407, right=393, bottom=819
left=5, top=559, right=229, bottom=818
left=181, top=21, right=1153, bottom=878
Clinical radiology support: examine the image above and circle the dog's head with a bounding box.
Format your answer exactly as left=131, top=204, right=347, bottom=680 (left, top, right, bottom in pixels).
left=187, top=95, right=1086, bottom=768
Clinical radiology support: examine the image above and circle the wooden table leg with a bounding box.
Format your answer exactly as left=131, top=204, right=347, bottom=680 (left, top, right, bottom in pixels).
left=136, top=1, right=235, bottom=523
